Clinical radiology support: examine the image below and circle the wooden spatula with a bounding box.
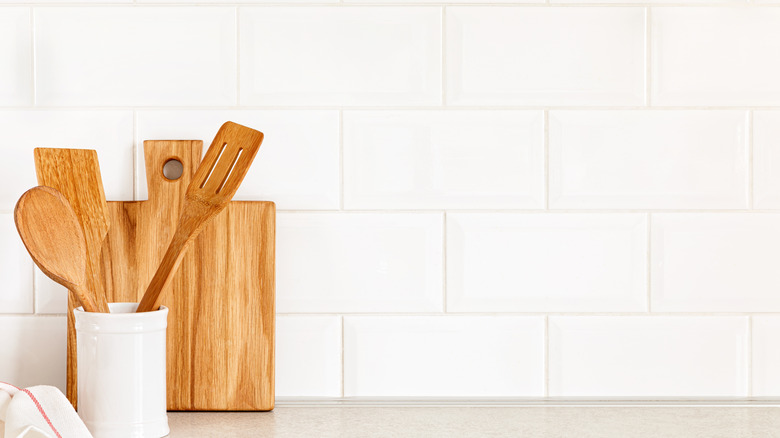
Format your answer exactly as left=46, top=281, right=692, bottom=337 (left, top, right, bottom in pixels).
left=15, top=186, right=99, bottom=312
left=137, top=121, right=264, bottom=312
left=34, top=148, right=111, bottom=313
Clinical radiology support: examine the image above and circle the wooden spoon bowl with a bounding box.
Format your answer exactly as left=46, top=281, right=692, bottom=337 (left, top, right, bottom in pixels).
left=14, top=186, right=101, bottom=312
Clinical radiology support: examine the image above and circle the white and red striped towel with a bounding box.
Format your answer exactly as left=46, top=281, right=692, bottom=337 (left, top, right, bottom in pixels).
left=0, top=382, right=92, bottom=438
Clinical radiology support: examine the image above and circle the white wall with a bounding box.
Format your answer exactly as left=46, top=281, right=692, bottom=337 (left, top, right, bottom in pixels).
left=1, top=3, right=779, bottom=400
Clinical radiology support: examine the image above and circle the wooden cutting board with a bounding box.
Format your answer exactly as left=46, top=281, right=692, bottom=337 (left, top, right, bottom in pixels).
left=68, top=140, right=275, bottom=411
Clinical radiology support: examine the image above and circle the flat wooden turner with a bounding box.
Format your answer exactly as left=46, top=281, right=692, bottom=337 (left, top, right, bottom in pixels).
left=34, top=148, right=111, bottom=407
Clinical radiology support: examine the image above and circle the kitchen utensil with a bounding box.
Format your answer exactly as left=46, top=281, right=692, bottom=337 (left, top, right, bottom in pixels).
left=75, top=303, right=169, bottom=438
left=137, top=121, right=264, bottom=313
left=35, top=147, right=112, bottom=406
left=14, top=186, right=99, bottom=312
left=34, top=148, right=111, bottom=312
left=98, top=140, right=274, bottom=410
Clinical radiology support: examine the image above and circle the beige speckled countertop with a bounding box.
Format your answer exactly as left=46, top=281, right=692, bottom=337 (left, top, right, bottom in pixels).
left=167, top=405, right=780, bottom=437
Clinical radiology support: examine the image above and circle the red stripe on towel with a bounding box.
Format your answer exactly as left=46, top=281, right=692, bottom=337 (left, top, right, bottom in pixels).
left=19, top=388, right=63, bottom=438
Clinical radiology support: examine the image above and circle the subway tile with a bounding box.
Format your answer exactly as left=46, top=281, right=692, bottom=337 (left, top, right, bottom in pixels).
left=350, top=0, right=540, bottom=3
left=554, top=0, right=741, bottom=3
left=549, top=111, right=749, bottom=209
left=136, top=110, right=339, bottom=209
left=0, top=8, right=31, bottom=105
left=240, top=7, right=441, bottom=106
left=652, top=214, right=780, bottom=312
left=277, top=213, right=443, bottom=313
left=35, top=7, right=236, bottom=106
left=0, top=111, right=133, bottom=209
left=34, top=268, right=66, bottom=314
left=344, top=316, right=544, bottom=397
left=141, top=0, right=332, bottom=4
left=446, top=7, right=645, bottom=106
left=447, top=213, right=647, bottom=313
left=343, top=111, right=544, bottom=210
left=276, top=316, right=341, bottom=398
left=0, top=316, right=65, bottom=392
left=549, top=316, right=748, bottom=397
left=652, top=8, right=780, bottom=106
left=752, top=316, right=780, bottom=397
left=753, top=111, right=780, bottom=209
left=0, top=215, right=33, bottom=314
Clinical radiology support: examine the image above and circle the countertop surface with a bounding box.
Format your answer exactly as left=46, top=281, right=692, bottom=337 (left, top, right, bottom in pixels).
left=167, top=405, right=780, bottom=437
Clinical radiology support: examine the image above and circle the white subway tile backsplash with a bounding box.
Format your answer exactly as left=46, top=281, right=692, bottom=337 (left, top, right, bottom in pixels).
left=240, top=7, right=441, bottom=106
left=652, top=8, right=780, bottom=106
left=0, top=8, right=31, bottom=106
left=343, top=111, right=544, bottom=210
left=652, top=214, right=780, bottom=312
left=35, top=8, right=236, bottom=106
left=0, top=111, right=133, bottom=209
left=752, top=316, right=780, bottom=397
left=447, top=213, right=647, bottom=313
left=753, top=111, right=780, bottom=209
left=136, top=110, right=339, bottom=209
left=446, top=7, right=645, bottom=106
left=277, top=213, right=443, bottom=313
left=276, top=316, right=342, bottom=398
left=0, top=215, right=32, bottom=314
left=549, top=316, right=749, bottom=397
left=1, top=0, right=778, bottom=401
left=344, top=316, right=544, bottom=397
left=0, top=316, right=65, bottom=391
left=549, top=111, right=749, bottom=209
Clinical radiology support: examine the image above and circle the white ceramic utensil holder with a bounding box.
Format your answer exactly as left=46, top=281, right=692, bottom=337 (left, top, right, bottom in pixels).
left=74, top=302, right=169, bottom=438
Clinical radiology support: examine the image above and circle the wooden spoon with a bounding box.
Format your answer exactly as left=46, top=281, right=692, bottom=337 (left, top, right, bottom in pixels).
left=14, top=186, right=101, bottom=312
left=136, top=121, right=264, bottom=312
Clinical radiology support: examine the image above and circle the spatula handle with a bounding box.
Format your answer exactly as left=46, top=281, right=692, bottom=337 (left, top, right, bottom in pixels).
left=136, top=200, right=223, bottom=312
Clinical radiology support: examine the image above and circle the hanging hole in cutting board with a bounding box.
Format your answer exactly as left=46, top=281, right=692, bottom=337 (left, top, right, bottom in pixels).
left=163, top=158, right=184, bottom=181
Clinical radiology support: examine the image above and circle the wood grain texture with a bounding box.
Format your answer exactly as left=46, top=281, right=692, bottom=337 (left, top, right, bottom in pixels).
left=14, top=187, right=97, bottom=312
left=137, top=122, right=264, bottom=313
left=34, top=148, right=112, bottom=407
left=98, top=140, right=275, bottom=410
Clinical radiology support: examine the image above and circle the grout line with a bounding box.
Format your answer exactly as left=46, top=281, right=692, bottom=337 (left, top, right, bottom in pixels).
left=544, top=110, right=550, bottom=210
left=274, top=312, right=772, bottom=317
left=4, top=208, right=780, bottom=215
left=339, top=110, right=344, bottom=210
left=235, top=7, right=241, bottom=106
left=441, top=6, right=447, bottom=106
left=645, top=6, right=651, bottom=107
left=4, top=207, right=780, bottom=215
left=277, top=208, right=780, bottom=214
left=3, top=105, right=780, bottom=111
left=274, top=399, right=780, bottom=406
left=30, top=263, right=37, bottom=314
left=544, top=315, right=549, bottom=397
left=442, top=212, right=447, bottom=312
left=748, top=316, right=753, bottom=397
left=133, top=110, right=138, bottom=200
left=646, top=212, right=652, bottom=312
left=0, top=3, right=763, bottom=7
left=341, top=315, right=346, bottom=398
left=30, top=7, right=35, bottom=106
left=748, top=110, right=754, bottom=209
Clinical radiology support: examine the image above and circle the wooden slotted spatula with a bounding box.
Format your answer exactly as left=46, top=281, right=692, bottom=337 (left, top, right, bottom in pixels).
left=136, top=121, right=264, bottom=312
left=15, top=186, right=98, bottom=312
